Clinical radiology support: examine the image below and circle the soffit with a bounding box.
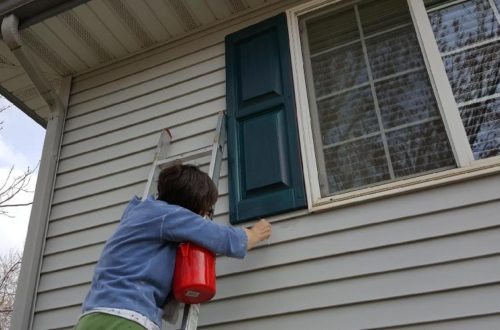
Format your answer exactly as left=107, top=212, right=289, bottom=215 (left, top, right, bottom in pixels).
left=0, top=0, right=276, bottom=126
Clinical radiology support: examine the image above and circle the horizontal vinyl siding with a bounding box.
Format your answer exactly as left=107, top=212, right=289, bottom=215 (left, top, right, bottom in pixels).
left=32, top=2, right=500, bottom=330
left=197, top=285, right=500, bottom=329
left=34, top=176, right=500, bottom=328
left=66, top=49, right=225, bottom=116
left=375, top=314, right=500, bottom=329
left=33, top=30, right=234, bottom=329
left=36, top=221, right=500, bottom=304
left=37, top=224, right=500, bottom=300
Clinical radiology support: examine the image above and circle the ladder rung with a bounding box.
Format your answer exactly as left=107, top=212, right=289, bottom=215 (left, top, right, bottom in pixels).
left=156, top=146, right=213, bottom=168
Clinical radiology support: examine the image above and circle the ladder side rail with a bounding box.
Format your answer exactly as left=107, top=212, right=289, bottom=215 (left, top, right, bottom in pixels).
left=208, top=111, right=226, bottom=187
left=142, top=165, right=161, bottom=200
left=180, top=303, right=200, bottom=330
left=142, top=129, right=172, bottom=199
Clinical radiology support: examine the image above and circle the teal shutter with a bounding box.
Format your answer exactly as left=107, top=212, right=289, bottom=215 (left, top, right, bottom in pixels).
left=225, top=13, right=306, bottom=224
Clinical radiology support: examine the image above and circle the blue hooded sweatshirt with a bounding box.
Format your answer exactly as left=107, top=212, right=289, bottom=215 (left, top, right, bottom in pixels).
left=82, top=196, right=247, bottom=327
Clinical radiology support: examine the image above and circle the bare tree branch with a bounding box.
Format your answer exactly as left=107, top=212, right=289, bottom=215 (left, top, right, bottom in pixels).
left=0, top=202, right=33, bottom=208
left=0, top=163, right=39, bottom=217
left=0, top=250, right=22, bottom=329
left=0, top=167, right=13, bottom=194
left=0, top=95, right=11, bottom=131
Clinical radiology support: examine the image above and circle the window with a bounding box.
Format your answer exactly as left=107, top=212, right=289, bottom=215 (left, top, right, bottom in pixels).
left=299, top=0, right=455, bottom=197
left=288, top=0, right=500, bottom=207
left=426, top=0, right=500, bottom=160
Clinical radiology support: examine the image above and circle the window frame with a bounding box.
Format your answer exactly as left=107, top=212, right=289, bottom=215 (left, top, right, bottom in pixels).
left=286, top=0, right=500, bottom=212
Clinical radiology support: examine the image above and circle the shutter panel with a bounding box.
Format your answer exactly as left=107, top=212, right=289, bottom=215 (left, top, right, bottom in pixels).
left=225, top=13, right=306, bottom=224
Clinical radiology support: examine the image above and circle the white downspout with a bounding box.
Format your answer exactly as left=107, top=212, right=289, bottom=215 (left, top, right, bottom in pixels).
left=1, top=14, right=71, bottom=330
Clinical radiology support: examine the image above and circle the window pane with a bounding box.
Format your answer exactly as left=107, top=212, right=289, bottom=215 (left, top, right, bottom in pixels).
left=358, top=0, right=411, bottom=35
left=427, top=0, right=500, bottom=160
left=376, top=70, right=441, bottom=129
left=460, top=97, right=500, bottom=159
left=324, top=136, right=390, bottom=192
left=306, top=8, right=359, bottom=54
left=428, top=0, right=500, bottom=53
left=301, top=0, right=455, bottom=196
left=387, top=120, right=456, bottom=177
left=310, top=43, right=368, bottom=97
left=366, top=26, right=425, bottom=80
left=442, top=42, right=500, bottom=104
left=424, top=0, right=452, bottom=7
left=317, top=87, right=378, bottom=145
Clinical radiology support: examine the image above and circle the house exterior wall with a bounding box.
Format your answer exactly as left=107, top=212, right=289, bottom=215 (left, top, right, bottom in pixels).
left=30, top=1, right=500, bottom=329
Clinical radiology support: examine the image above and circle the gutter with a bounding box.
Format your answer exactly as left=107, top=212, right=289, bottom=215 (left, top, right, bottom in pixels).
left=0, top=0, right=33, bottom=15
left=0, top=0, right=91, bottom=30
left=1, top=14, right=71, bottom=330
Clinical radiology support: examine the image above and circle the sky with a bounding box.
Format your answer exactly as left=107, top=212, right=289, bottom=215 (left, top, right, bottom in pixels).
left=0, top=97, right=45, bottom=255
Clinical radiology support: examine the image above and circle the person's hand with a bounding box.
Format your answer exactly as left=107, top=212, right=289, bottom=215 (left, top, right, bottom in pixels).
left=244, top=219, right=272, bottom=250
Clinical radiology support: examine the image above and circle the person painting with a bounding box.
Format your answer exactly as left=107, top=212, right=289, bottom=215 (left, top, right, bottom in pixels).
left=74, top=164, right=272, bottom=330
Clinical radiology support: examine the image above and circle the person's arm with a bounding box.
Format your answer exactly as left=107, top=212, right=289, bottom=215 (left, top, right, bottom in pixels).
left=161, top=206, right=271, bottom=258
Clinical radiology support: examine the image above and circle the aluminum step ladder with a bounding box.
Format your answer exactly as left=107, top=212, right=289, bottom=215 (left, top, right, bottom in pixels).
left=141, top=111, right=226, bottom=330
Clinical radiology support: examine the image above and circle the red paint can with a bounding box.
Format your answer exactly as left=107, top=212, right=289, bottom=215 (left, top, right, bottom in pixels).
left=173, top=242, right=216, bottom=304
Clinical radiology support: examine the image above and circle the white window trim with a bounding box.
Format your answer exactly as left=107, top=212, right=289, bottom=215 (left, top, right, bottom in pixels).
left=408, top=0, right=474, bottom=167
left=286, top=0, right=500, bottom=212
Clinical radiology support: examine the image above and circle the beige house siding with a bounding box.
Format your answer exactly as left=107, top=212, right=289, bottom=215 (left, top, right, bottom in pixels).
left=30, top=2, right=500, bottom=329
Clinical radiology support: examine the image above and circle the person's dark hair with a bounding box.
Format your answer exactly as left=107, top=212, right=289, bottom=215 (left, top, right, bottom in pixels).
left=157, top=163, right=218, bottom=215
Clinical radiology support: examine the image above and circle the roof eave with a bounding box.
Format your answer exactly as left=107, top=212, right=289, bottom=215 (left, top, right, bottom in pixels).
left=0, top=0, right=91, bottom=30
left=0, top=84, right=46, bottom=128
left=0, top=0, right=89, bottom=127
